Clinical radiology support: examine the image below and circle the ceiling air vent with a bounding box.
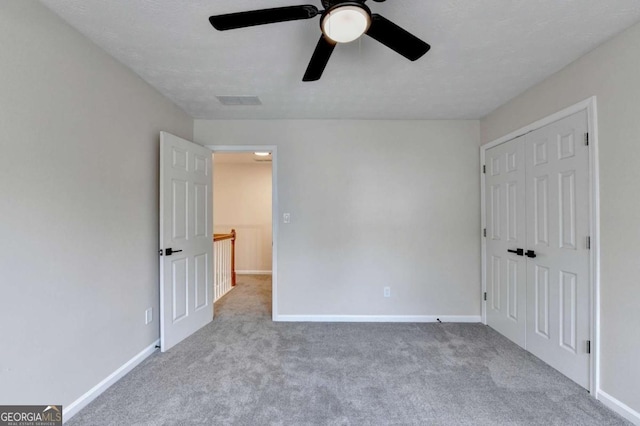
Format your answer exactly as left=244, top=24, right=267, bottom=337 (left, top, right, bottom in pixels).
left=216, top=96, right=262, bottom=106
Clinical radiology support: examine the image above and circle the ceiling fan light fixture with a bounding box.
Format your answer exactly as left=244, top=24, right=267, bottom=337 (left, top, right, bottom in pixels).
left=321, top=4, right=371, bottom=44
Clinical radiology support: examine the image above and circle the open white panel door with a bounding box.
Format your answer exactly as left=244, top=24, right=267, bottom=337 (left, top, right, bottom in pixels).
left=160, top=132, right=213, bottom=352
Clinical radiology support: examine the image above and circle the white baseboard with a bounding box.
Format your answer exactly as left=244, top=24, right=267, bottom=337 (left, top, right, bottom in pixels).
left=597, top=390, right=640, bottom=425
left=274, top=315, right=481, bottom=323
left=63, top=339, right=159, bottom=422
left=236, top=270, right=272, bottom=275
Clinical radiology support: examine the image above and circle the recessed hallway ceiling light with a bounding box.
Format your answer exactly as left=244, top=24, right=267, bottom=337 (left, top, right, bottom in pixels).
left=254, top=152, right=271, bottom=157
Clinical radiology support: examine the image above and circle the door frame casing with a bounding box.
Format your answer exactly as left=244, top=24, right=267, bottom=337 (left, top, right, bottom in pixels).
left=480, top=96, right=600, bottom=395
left=206, top=145, right=279, bottom=320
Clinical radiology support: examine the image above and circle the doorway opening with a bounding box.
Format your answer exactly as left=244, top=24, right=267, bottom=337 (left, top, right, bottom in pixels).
left=209, top=146, right=278, bottom=320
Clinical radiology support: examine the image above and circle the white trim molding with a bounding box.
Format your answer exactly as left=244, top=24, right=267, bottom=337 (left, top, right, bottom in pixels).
left=63, top=340, right=159, bottom=422
left=274, top=315, right=481, bottom=323
left=480, top=96, right=600, bottom=395
left=597, top=390, right=640, bottom=425
left=481, top=97, right=598, bottom=151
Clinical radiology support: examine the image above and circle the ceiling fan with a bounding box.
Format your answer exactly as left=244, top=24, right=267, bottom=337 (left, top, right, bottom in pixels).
left=209, top=0, right=430, bottom=82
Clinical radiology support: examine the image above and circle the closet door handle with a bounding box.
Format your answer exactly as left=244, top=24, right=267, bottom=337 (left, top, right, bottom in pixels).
left=525, top=250, right=537, bottom=258
left=508, top=248, right=524, bottom=256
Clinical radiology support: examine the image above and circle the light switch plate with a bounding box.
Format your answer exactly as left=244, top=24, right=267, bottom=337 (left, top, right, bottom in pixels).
left=283, top=213, right=291, bottom=224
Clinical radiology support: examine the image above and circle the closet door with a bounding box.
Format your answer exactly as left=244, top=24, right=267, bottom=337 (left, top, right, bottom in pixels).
left=524, top=110, right=591, bottom=389
left=485, top=136, right=527, bottom=348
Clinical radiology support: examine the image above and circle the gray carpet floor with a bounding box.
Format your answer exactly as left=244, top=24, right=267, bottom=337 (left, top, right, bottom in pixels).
left=67, top=275, right=629, bottom=425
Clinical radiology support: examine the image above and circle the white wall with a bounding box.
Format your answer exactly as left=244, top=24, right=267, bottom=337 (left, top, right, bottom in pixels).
left=213, top=162, right=273, bottom=273
left=481, top=21, right=640, bottom=419
left=196, top=120, right=481, bottom=318
left=0, top=1, right=192, bottom=410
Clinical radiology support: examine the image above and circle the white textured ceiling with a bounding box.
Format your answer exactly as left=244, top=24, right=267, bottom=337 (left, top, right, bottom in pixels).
left=40, top=0, right=640, bottom=120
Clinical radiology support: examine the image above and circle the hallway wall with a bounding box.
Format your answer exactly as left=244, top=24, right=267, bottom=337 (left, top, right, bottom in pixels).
left=213, top=161, right=273, bottom=273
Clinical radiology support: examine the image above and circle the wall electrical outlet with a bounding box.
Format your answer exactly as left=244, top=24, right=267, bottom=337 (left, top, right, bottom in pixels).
left=384, top=287, right=391, bottom=298
left=145, top=308, right=153, bottom=325
left=283, top=213, right=291, bottom=224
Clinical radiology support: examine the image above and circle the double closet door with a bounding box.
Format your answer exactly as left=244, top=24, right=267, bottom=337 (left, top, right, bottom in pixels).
left=485, top=110, right=591, bottom=389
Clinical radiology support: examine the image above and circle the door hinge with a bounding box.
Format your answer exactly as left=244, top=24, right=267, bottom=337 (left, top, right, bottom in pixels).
left=483, top=292, right=487, bottom=301
left=483, top=228, right=487, bottom=237
left=159, top=249, right=163, bottom=256
left=586, top=340, right=591, bottom=354
left=584, top=132, right=589, bottom=146
left=586, top=236, right=591, bottom=249
left=483, top=165, right=486, bottom=174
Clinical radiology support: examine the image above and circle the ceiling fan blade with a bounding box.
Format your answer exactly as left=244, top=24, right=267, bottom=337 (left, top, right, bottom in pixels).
left=303, top=36, right=337, bottom=82
left=366, top=14, right=430, bottom=61
left=209, top=5, right=320, bottom=31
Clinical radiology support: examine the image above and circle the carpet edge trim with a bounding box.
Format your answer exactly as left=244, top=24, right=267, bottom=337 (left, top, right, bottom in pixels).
left=62, top=339, right=160, bottom=423
left=597, top=389, right=640, bottom=425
